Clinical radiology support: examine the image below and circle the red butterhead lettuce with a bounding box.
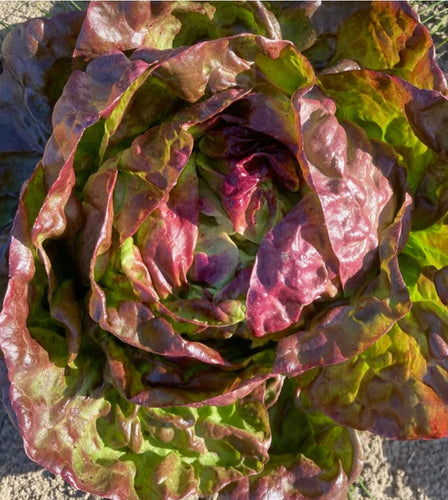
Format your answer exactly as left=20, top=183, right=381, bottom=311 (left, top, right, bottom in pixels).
left=0, top=2, right=447, bottom=499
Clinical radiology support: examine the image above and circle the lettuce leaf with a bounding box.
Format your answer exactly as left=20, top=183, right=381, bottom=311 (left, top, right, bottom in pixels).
left=1, top=2, right=448, bottom=499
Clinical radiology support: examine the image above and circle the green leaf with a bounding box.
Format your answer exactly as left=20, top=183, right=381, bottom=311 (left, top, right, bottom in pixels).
left=332, top=2, right=445, bottom=90
left=221, top=378, right=363, bottom=499
left=255, top=44, right=314, bottom=96
left=301, top=223, right=448, bottom=438
left=401, top=214, right=448, bottom=271
left=319, top=70, right=435, bottom=193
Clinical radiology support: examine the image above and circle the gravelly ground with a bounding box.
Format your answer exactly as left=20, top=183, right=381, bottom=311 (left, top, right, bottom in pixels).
left=1, top=2, right=448, bottom=500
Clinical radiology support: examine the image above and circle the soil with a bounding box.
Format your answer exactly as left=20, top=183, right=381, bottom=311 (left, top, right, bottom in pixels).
left=1, top=2, right=448, bottom=500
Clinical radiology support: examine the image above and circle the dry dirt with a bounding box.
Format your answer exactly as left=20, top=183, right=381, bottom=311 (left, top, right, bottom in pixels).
left=1, top=2, right=448, bottom=500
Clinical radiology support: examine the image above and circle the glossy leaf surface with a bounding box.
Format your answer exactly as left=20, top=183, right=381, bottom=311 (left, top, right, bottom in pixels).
left=1, top=2, right=447, bottom=499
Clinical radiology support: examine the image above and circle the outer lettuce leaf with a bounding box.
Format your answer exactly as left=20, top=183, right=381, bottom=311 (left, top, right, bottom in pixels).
left=267, top=1, right=370, bottom=64
left=318, top=69, right=448, bottom=230
left=405, top=87, right=448, bottom=156
left=403, top=216, right=448, bottom=274
left=412, top=154, right=448, bottom=231
left=74, top=0, right=281, bottom=58
left=298, top=289, right=448, bottom=439
left=318, top=70, right=443, bottom=193
left=330, top=1, right=446, bottom=90
left=220, top=378, right=363, bottom=500
left=0, top=287, right=272, bottom=498
left=0, top=10, right=85, bottom=160
left=270, top=1, right=446, bottom=91
left=410, top=99, right=448, bottom=229
left=0, top=10, right=85, bottom=301
left=297, top=216, right=448, bottom=439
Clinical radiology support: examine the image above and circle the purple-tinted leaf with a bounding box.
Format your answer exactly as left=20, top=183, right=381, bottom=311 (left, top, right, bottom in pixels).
left=189, top=224, right=239, bottom=288
left=202, top=127, right=300, bottom=190
left=158, top=296, right=246, bottom=334
left=199, top=125, right=265, bottom=159
left=134, top=159, right=198, bottom=297
left=0, top=10, right=85, bottom=156
left=129, top=316, right=232, bottom=366
left=221, top=156, right=288, bottom=244
left=80, top=166, right=117, bottom=286
left=274, top=192, right=412, bottom=376
left=50, top=280, right=83, bottom=364
left=215, top=267, right=252, bottom=302
left=75, top=1, right=184, bottom=56
left=48, top=52, right=150, bottom=166
left=142, top=36, right=310, bottom=103
left=75, top=0, right=281, bottom=58
left=246, top=194, right=339, bottom=337
left=261, top=143, right=301, bottom=192
left=98, top=331, right=273, bottom=407
left=0, top=11, right=85, bottom=300
left=405, top=88, right=448, bottom=155
left=269, top=1, right=364, bottom=61
left=295, top=85, right=394, bottom=288
left=299, top=295, right=448, bottom=439
left=221, top=91, right=302, bottom=153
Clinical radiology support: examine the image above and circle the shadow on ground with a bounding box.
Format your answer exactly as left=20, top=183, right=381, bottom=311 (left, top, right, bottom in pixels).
left=383, top=437, right=448, bottom=500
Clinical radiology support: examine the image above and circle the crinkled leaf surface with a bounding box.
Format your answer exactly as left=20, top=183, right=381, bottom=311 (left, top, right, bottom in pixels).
left=270, top=1, right=446, bottom=91
left=0, top=10, right=85, bottom=301
left=299, top=216, right=448, bottom=438
left=1, top=2, right=448, bottom=499
left=318, top=70, right=444, bottom=193
left=220, top=378, right=363, bottom=500
left=74, top=0, right=281, bottom=58
left=296, top=177, right=448, bottom=439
